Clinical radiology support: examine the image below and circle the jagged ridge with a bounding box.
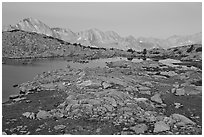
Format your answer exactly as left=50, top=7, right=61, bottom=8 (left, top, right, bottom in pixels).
left=3, top=17, right=202, bottom=51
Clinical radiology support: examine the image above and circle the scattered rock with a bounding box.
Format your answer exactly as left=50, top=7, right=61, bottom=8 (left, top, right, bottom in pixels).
left=130, top=123, right=148, bottom=134
left=153, top=75, right=167, bottom=79
left=142, top=81, right=153, bottom=87
left=35, top=128, right=41, bottom=132
left=19, top=86, right=27, bottom=94
left=103, top=104, right=114, bottom=112
left=173, top=83, right=179, bottom=88
left=138, top=86, right=151, bottom=91
left=22, top=112, right=35, bottom=119
left=2, top=132, right=7, bottom=135
left=13, top=84, right=18, bottom=87
left=175, top=88, right=185, bottom=96
left=9, top=94, right=19, bottom=99
left=103, top=97, right=117, bottom=107
left=29, top=112, right=36, bottom=119
left=54, top=125, right=66, bottom=130
left=78, top=80, right=93, bottom=87
left=52, top=111, right=64, bottom=118
left=40, top=83, right=55, bottom=90
left=36, top=110, right=51, bottom=120
left=86, top=99, right=101, bottom=106
left=154, top=121, right=170, bottom=133
left=164, top=116, right=177, bottom=126
left=140, top=90, right=151, bottom=95
left=160, top=71, right=178, bottom=77
left=102, top=82, right=112, bottom=89
left=174, top=103, right=183, bottom=109
left=120, top=131, right=129, bottom=135
left=96, top=128, right=102, bottom=133
left=25, top=100, right=32, bottom=103
left=195, top=86, right=202, bottom=91
left=107, top=61, right=128, bottom=68
left=171, top=113, right=196, bottom=126
left=134, top=98, right=148, bottom=102
left=151, top=93, right=163, bottom=104
left=26, top=131, right=31, bottom=135
left=22, top=112, right=31, bottom=118
left=13, top=97, right=26, bottom=102
left=171, top=88, right=176, bottom=93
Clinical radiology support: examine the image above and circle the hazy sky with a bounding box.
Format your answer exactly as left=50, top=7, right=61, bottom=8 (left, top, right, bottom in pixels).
left=2, top=2, right=202, bottom=39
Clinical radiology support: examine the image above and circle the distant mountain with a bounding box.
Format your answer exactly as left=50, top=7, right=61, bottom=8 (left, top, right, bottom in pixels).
left=3, top=17, right=202, bottom=51
left=2, top=17, right=77, bottom=43
left=3, top=18, right=55, bottom=37
left=76, top=28, right=131, bottom=50
left=51, top=27, right=78, bottom=43
left=166, top=32, right=202, bottom=48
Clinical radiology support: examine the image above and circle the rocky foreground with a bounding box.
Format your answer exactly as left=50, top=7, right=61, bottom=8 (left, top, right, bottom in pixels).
left=2, top=59, right=202, bottom=135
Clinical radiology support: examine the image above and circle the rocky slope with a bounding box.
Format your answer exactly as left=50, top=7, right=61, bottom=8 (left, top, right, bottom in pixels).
left=167, top=32, right=202, bottom=48
left=51, top=28, right=78, bottom=43
left=147, top=44, right=202, bottom=62
left=3, top=18, right=202, bottom=51
left=2, top=30, right=134, bottom=62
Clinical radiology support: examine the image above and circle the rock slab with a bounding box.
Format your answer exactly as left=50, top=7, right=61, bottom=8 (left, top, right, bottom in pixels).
left=130, top=123, right=148, bottom=134
left=154, top=121, right=170, bottom=133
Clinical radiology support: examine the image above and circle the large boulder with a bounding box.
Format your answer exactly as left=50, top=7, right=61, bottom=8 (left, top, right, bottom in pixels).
left=22, top=112, right=35, bottom=119
left=171, top=113, right=196, bottom=126
left=138, top=86, right=151, bottom=91
left=22, top=112, right=31, bottom=118
left=78, top=80, right=101, bottom=88
left=140, top=90, right=151, bottom=95
left=78, top=80, right=93, bottom=87
left=154, top=121, right=170, bottom=133
left=175, top=88, right=185, bottom=96
left=160, top=71, right=178, bottom=77
left=142, top=81, right=153, bottom=87
left=54, top=125, right=66, bottom=130
left=134, top=98, right=149, bottom=102
left=102, top=82, right=112, bottom=89
left=2, top=132, right=7, bottom=135
left=103, top=97, right=117, bottom=107
left=151, top=93, right=163, bottom=104
left=36, top=110, right=51, bottom=120
left=130, top=123, right=148, bottom=134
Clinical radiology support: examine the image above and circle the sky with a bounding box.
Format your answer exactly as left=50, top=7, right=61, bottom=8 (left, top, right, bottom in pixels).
left=2, top=2, right=202, bottom=39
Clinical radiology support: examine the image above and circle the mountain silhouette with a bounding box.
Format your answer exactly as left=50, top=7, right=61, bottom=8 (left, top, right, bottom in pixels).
left=3, top=18, right=202, bottom=51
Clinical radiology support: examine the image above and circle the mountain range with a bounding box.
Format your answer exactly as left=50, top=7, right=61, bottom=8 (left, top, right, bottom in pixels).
left=2, top=17, right=202, bottom=51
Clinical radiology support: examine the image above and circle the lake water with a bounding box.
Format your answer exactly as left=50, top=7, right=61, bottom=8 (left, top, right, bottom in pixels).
left=2, top=57, right=146, bottom=102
